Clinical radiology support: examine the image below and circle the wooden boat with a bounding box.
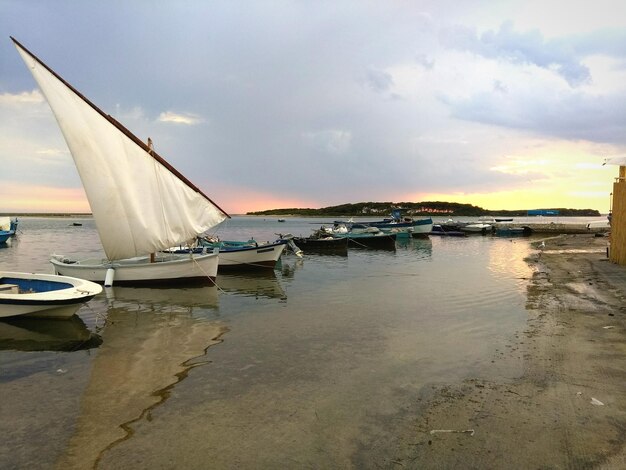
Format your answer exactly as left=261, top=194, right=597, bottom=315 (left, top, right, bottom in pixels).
left=210, top=241, right=286, bottom=270
left=292, top=235, right=349, bottom=254
left=167, top=238, right=287, bottom=270
left=13, top=38, right=229, bottom=286
left=337, top=210, right=433, bottom=236
left=0, top=218, right=17, bottom=243
left=460, top=223, right=493, bottom=235
left=0, top=271, right=102, bottom=319
left=0, top=230, right=13, bottom=245
left=0, top=217, right=16, bottom=244
left=333, top=231, right=397, bottom=249
left=429, top=224, right=467, bottom=237
left=318, top=224, right=396, bottom=249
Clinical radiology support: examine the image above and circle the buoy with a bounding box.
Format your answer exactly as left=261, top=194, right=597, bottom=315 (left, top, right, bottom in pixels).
left=104, top=268, right=115, bottom=287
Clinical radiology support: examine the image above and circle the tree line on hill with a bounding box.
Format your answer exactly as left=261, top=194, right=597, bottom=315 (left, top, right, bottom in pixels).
left=247, top=201, right=600, bottom=217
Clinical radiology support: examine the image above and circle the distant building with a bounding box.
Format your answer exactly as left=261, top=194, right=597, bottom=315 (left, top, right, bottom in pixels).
left=417, top=207, right=454, bottom=214
left=527, top=209, right=560, bottom=216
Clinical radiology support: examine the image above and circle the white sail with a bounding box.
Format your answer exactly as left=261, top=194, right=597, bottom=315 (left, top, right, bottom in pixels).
left=14, top=40, right=228, bottom=261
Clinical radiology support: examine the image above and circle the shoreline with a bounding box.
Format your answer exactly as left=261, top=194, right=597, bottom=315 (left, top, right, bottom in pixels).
left=0, top=213, right=92, bottom=218
left=393, top=233, right=625, bottom=468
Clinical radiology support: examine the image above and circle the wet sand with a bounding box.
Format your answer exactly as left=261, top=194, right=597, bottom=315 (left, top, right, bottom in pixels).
left=394, top=234, right=626, bottom=468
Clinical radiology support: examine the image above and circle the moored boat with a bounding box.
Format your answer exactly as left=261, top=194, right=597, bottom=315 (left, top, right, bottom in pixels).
left=167, top=238, right=287, bottom=271
left=0, top=271, right=102, bottom=319
left=0, top=217, right=16, bottom=244
left=429, top=224, right=467, bottom=237
left=332, top=231, right=397, bottom=249
left=291, top=235, right=349, bottom=254
left=0, top=218, right=17, bottom=243
left=337, top=210, right=433, bottom=237
left=51, top=253, right=220, bottom=286
left=460, top=223, right=493, bottom=235
left=0, top=231, right=13, bottom=245
left=13, top=38, right=229, bottom=286
left=210, top=241, right=286, bottom=270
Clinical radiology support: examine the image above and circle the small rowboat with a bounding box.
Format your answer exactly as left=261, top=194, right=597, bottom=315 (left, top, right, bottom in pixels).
left=0, top=272, right=102, bottom=319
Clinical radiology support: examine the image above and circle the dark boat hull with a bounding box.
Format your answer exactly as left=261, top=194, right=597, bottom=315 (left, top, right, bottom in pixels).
left=338, top=233, right=397, bottom=249
left=293, top=237, right=348, bottom=253
left=430, top=225, right=467, bottom=237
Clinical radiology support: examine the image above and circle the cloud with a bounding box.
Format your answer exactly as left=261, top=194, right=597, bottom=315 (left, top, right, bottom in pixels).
left=444, top=87, right=626, bottom=144
left=301, top=129, right=353, bottom=155
left=36, top=148, right=66, bottom=157
left=157, top=111, right=203, bottom=125
left=364, top=68, right=394, bottom=94
left=0, top=90, right=44, bottom=106
left=415, top=54, right=435, bottom=69
left=2, top=1, right=624, bottom=213
left=493, top=80, right=508, bottom=93
left=440, top=21, right=591, bottom=87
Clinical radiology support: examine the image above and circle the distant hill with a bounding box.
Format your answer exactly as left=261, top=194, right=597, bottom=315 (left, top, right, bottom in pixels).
left=247, top=201, right=601, bottom=217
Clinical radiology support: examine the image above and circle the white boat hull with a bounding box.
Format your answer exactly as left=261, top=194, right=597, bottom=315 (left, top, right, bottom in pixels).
left=0, top=271, right=102, bottom=319
left=50, top=252, right=218, bottom=286
left=410, top=222, right=434, bottom=234
left=217, top=243, right=286, bottom=269
left=461, top=223, right=492, bottom=233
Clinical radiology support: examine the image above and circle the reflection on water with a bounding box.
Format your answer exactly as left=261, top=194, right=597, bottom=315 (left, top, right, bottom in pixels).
left=0, top=316, right=101, bottom=352
left=216, top=271, right=287, bottom=300
left=56, top=287, right=226, bottom=470
left=104, top=285, right=220, bottom=312
left=397, top=236, right=433, bottom=259
left=0, top=217, right=541, bottom=468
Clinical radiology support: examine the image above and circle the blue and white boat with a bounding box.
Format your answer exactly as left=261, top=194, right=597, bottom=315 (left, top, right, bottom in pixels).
left=0, top=217, right=17, bottom=244
left=167, top=237, right=288, bottom=271
left=0, top=231, right=13, bottom=245
left=0, top=271, right=102, bottom=319
left=319, top=225, right=397, bottom=249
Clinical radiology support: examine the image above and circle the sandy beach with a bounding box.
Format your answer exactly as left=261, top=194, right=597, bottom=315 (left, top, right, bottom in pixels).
left=391, top=233, right=626, bottom=469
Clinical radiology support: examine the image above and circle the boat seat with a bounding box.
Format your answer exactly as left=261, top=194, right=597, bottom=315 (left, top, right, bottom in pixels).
left=0, top=283, right=19, bottom=294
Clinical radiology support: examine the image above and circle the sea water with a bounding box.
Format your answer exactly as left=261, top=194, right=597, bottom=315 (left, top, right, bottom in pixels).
left=0, top=215, right=594, bottom=467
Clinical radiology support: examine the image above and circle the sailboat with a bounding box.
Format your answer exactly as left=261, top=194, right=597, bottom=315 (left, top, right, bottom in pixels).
left=12, top=38, right=230, bottom=286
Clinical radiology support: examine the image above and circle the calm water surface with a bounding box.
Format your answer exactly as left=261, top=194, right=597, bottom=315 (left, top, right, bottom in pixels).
left=0, top=216, right=550, bottom=468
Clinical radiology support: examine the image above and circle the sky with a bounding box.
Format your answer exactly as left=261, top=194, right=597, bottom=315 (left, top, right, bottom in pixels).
left=1, top=0, right=625, bottom=214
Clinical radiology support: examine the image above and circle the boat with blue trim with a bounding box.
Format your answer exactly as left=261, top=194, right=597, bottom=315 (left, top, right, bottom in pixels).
left=0, top=272, right=102, bottom=319
left=167, top=237, right=288, bottom=270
